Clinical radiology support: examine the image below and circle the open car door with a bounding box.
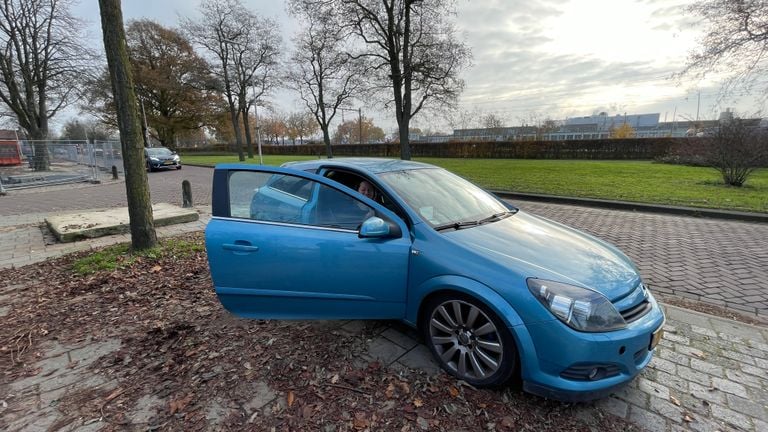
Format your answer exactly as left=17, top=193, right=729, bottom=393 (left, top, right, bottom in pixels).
left=205, top=164, right=411, bottom=320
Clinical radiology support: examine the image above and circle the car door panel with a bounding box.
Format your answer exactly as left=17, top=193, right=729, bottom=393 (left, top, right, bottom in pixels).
left=206, top=166, right=411, bottom=320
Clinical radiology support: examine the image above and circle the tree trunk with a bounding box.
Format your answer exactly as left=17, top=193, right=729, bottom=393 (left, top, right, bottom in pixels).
left=322, top=126, right=333, bottom=158
left=398, top=119, right=411, bottom=160
left=242, top=107, right=254, bottom=159
left=99, top=0, right=157, bottom=251
left=228, top=100, right=245, bottom=161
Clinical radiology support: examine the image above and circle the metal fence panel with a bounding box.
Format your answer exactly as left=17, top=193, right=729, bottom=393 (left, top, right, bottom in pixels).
left=0, top=140, right=104, bottom=191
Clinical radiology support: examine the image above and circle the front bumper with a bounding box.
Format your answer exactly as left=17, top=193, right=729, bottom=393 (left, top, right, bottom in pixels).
left=514, top=293, right=665, bottom=402
left=149, top=159, right=181, bottom=169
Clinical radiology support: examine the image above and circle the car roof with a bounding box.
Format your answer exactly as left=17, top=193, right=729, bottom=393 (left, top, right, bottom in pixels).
left=283, top=157, right=435, bottom=175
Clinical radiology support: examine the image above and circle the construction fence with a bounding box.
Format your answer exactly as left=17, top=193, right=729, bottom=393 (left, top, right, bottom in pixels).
left=0, top=140, right=122, bottom=193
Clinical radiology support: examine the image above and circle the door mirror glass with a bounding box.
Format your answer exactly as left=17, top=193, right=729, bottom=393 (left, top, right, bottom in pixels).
left=359, top=216, right=397, bottom=238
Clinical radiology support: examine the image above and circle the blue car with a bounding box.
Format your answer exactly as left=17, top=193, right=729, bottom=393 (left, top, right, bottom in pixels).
left=205, top=158, right=665, bottom=402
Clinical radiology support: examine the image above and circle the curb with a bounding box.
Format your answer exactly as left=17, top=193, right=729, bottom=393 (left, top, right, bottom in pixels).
left=491, top=190, right=768, bottom=224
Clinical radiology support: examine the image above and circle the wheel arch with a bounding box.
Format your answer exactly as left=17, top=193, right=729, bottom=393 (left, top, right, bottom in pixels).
left=409, top=275, right=525, bottom=332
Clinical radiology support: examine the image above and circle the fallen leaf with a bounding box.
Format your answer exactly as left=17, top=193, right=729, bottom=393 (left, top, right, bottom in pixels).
left=287, top=391, right=295, bottom=407
left=150, top=265, right=162, bottom=273
left=670, top=396, right=681, bottom=406
left=353, top=412, right=369, bottom=429
left=168, top=394, right=193, bottom=415
left=684, top=414, right=694, bottom=422
left=385, top=383, right=395, bottom=399
left=331, top=374, right=340, bottom=384
left=448, top=386, right=459, bottom=398
left=413, top=398, right=424, bottom=407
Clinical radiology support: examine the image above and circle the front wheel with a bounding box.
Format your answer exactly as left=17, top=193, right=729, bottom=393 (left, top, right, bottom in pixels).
left=423, top=294, right=518, bottom=387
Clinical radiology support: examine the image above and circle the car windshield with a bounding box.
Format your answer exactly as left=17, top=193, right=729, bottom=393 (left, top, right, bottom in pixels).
left=146, top=147, right=173, bottom=156
left=379, top=168, right=513, bottom=229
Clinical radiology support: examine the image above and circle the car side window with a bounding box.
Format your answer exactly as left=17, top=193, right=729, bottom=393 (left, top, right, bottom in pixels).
left=228, top=171, right=373, bottom=230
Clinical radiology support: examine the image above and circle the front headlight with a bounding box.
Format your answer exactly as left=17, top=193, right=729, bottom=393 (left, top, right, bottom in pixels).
left=527, top=278, right=626, bottom=332
left=150, top=157, right=159, bottom=161
left=173, top=155, right=180, bottom=161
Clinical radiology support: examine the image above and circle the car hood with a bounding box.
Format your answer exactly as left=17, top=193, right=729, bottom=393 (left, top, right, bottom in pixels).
left=444, top=211, right=640, bottom=301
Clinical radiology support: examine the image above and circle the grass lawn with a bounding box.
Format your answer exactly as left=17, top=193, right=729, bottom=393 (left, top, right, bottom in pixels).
left=182, top=154, right=768, bottom=213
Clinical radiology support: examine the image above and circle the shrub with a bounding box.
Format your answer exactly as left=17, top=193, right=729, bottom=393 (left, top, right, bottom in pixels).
left=705, top=119, right=768, bottom=187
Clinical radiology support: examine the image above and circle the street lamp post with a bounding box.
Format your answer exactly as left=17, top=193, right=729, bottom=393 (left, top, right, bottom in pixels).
left=253, top=96, right=263, bottom=165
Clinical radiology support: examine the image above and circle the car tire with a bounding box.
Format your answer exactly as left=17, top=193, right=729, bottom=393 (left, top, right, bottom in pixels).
left=146, top=161, right=153, bottom=172
left=422, top=293, right=519, bottom=388
left=176, top=165, right=182, bottom=170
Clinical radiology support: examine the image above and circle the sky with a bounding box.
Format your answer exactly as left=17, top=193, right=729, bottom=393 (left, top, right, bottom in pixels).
left=63, top=0, right=763, bottom=135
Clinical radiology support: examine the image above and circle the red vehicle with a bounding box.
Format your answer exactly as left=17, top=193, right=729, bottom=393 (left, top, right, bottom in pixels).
left=0, top=130, right=22, bottom=166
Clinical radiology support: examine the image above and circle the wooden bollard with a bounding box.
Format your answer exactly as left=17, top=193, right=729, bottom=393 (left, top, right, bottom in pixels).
left=182, top=180, right=193, bottom=208
left=111, top=165, right=118, bottom=179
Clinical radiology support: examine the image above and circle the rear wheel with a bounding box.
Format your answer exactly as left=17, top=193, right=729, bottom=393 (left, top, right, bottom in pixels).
left=422, top=293, right=518, bottom=387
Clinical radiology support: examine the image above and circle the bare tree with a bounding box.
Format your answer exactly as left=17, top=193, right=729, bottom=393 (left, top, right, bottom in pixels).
left=182, top=0, right=250, bottom=161
left=99, top=0, right=157, bottom=250
left=681, top=0, right=768, bottom=101
left=339, top=0, right=471, bottom=159
left=706, top=117, right=768, bottom=186
left=0, top=0, right=94, bottom=169
left=287, top=0, right=363, bottom=158
left=229, top=14, right=281, bottom=159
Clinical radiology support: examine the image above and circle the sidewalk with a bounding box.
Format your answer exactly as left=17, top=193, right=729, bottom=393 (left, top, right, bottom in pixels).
left=0, top=206, right=211, bottom=270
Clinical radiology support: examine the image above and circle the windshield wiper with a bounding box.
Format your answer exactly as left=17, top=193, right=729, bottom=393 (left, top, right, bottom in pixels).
left=434, top=210, right=518, bottom=232
left=477, top=210, right=517, bottom=224
left=433, top=220, right=481, bottom=232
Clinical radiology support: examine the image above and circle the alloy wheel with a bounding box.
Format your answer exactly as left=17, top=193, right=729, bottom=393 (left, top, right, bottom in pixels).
left=428, top=299, right=504, bottom=381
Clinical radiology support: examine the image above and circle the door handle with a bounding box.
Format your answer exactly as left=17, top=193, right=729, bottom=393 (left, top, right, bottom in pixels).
left=222, top=243, right=260, bottom=252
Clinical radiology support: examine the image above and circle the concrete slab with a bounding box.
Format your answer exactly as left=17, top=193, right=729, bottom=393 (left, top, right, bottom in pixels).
left=45, top=203, right=199, bottom=243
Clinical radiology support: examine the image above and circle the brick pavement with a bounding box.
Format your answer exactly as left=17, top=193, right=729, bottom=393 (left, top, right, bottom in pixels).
left=0, top=166, right=213, bottom=216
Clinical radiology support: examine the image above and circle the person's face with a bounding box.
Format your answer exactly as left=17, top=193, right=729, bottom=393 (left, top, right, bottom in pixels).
left=358, top=181, right=374, bottom=199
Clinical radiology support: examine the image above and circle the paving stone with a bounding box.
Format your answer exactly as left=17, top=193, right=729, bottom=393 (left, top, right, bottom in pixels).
left=657, top=347, right=691, bottom=367
left=381, top=327, right=419, bottom=350
left=650, top=356, right=677, bottom=375
left=637, top=377, right=670, bottom=400
left=711, top=377, right=748, bottom=398
left=688, top=382, right=727, bottom=405
left=206, top=399, right=231, bottom=427
left=396, top=344, right=441, bottom=375
left=129, top=394, right=164, bottom=425
left=689, top=358, right=724, bottom=378
left=649, top=396, right=685, bottom=424
left=596, top=396, right=628, bottom=419
left=723, top=351, right=756, bottom=365
left=677, top=366, right=713, bottom=387
left=339, top=320, right=366, bottom=335
left=613, top=384, right=649, bottom=408
left=664, top=332, right=691, bottom=345
left=725, top=393, right=768, bottom=420
left=629, top=405, right=668, bottom=432
left=740, top=364, right=767, bottom=380
left=710, top=403, right=753, bottom=431
left=242, top=381, right=276, bottom=414
left=364, top=336, right=407, bottom=365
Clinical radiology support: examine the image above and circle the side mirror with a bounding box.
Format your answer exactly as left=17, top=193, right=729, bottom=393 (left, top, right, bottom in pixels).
left=359, top=216, right=400, bottom=238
